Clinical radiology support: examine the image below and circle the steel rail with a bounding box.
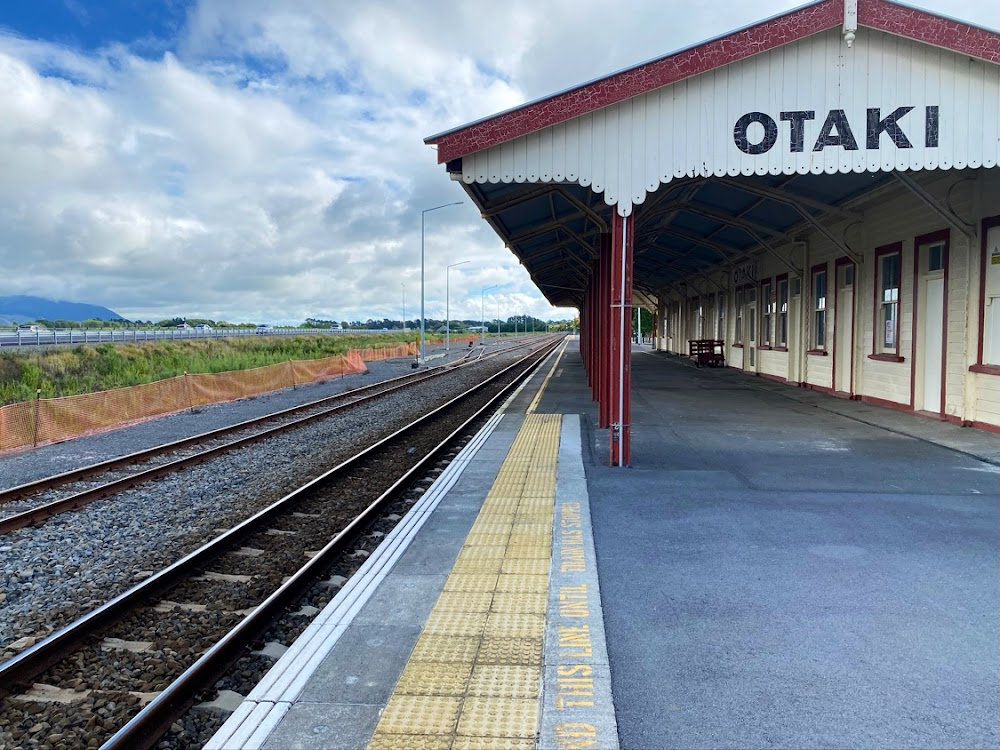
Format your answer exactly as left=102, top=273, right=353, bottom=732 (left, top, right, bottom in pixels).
left=102, top=338, right=560, bottom=750
left=0, top=342, right=548, bottom=534
left=0, top=340, right=559, bottom=714
left=0, top=360, right=460, bottom=506
left=0, top=336, right=547, bottom=507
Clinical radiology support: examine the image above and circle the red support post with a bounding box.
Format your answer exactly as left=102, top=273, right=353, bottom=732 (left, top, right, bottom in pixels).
left=598, top=233, right=612, bottom=429
left=609, top=212, right=634, bottom=466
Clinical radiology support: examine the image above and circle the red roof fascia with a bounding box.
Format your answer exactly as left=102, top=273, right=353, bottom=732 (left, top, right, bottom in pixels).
left=427, top=0, right=1000, bottom=165
left=859, top=0, right=1000, bottom=64
left=428, top=0, right=842, bottom=163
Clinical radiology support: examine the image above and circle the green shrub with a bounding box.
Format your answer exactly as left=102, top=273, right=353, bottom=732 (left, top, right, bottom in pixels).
left=0, top=334, right=412, bottom=405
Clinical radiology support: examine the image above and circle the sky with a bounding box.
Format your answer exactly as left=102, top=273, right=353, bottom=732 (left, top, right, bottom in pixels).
left=1, top=1, right=997, bottom=326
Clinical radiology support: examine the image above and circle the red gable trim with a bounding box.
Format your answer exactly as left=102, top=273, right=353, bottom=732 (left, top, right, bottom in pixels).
left=860, top=0, right=1000, bottom=64
left=427, top=0, right=842, bottom=164
left=427, top=0, right=1000, bottom=165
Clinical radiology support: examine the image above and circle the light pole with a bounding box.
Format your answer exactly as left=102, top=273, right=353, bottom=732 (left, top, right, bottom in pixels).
left=481, top=285, right=497, bottom=346
left=401, top=283, right=405, bottom=331
left=420, top=201, right=462, bottom=363
left=445, top=260, right=469, bottom=350
left=496, top=297, right=501, bottom=338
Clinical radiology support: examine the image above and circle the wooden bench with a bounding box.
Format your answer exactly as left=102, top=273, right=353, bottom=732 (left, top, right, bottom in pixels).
left=688, top=339, right=725, bottom=367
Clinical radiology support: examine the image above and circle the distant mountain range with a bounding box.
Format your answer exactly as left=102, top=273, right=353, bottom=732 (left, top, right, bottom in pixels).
left=0, top=295, right=123, bottom=326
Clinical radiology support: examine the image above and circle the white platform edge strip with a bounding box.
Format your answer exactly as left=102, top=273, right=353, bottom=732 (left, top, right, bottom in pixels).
left=204, top=411, right=507, bottom=750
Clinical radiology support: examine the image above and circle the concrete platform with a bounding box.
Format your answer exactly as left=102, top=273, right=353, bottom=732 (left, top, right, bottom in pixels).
left=208, top=339, right=999, bottom=750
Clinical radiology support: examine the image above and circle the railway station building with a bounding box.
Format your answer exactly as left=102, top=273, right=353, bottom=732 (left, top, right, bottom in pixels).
left=426, top=0, right=1000, bottom=465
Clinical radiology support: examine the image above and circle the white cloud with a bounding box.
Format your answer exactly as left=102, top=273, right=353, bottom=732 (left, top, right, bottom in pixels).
left=0, top=0, right=994, bottom=325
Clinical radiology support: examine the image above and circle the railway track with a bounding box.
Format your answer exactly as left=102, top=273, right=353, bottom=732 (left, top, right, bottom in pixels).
left=0, top=339, right=546, bottom=534
left=0, top=337, right=560, bottom=750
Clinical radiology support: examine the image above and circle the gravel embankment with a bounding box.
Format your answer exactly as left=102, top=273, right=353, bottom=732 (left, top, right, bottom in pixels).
left=0, top=344, right=519, bottom=657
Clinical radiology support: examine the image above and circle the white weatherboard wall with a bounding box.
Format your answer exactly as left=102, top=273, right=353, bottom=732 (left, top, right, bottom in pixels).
left=462, top=27, right=1000, bottom=216
left=652, top=170, right=1000, bottom=429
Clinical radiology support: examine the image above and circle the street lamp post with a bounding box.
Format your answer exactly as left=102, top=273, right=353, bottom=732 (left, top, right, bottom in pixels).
left=420, top=201, right=462, bottom=364
left=481, top=285, right=497, bottom=346
left=401, top=283, right=405, bottom=332
left=446, top=260, right=470, bottom=351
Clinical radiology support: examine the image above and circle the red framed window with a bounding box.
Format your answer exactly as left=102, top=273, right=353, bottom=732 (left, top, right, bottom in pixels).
left=811, top=263, right=827, bottom=351
left=734, top=287, right=744, bottom=345
left=972, top=215, right=1000, bottom=374
left=776, top=274, right=789, bottom=348
left=760, top=279, right=773, bottom=347
left=871, top=242, right=903, bottom=361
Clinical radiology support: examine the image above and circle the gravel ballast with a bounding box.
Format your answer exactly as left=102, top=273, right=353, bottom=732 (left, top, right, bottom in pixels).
left=0, top=343, right=526, bottom=656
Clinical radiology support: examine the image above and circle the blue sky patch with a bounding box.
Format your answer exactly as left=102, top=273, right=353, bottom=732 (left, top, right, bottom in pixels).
left=0, top=0, right=194, bottom=54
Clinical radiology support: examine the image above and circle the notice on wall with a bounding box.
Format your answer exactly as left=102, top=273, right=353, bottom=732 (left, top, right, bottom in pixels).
left=884, top=319, right=896, bottom=347
left=991, top=244, right=1000, bottom=265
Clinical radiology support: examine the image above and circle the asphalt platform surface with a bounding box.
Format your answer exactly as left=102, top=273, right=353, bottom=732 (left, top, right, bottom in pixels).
left=546, top=345, right=999, bottom=750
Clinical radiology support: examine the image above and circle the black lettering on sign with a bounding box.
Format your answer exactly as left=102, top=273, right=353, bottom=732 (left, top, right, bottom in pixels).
left=812, top=109, right=859, bottom=151
left=734, top=112, right=778, bottom=155
left=925, top=105, right=939, bottom=148
left=866, top=106, right=914, bottom=149
left=733, top=107, right=940, bottom=154
left=780, top=111, right=815, bottom=153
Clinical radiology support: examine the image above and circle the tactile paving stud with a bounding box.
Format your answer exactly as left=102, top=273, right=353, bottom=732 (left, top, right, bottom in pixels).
left=455, top=697, right=539, bottom=738
left=466, top=663, right=540, bottom=698
left=377, top=695, right=462, bottom=735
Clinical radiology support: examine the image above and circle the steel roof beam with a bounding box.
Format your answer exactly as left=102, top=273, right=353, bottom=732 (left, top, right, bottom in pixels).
left=657, top=227, right=761, bottom=289
left=891, top=170, right=976, bottom=239
left=708, top=177, right=861, bottom=264
left=711, top=176, right=864, bottom=221
left=482, top=185, right=608, bottom=232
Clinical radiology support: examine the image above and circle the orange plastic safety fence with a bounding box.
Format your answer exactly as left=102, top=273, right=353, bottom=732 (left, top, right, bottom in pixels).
left=0, top=348, right=381, bottom=453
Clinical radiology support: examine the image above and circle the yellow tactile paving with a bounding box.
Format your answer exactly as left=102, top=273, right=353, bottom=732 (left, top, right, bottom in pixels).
left=408, top=635, right=481, bottom=663
left=367, top=413, right=561, bottom=749
left=483, top=612, right=546, bottom=639
left=433, top=592, right=493, bottom=613
left=394, top=662, right=474, bottom=696
left=466, top=664, right=540, bottom=699
left=477, top=637, right=545, bottom=665
left=495, top=573, right=549, bottom=594
left=455, top=697, right=539, bottom=738
left=499, top=559, right=551, bottom=576
left=452, top=737, right=536, bottom=750
left=423, top=610, right=489, bottom=637
left=454, top=545, right=507, bottom=561
left=491, top=591, right=548, bottom=613
left=448, top=557, right=504, bottom=575
left=443, top=574, right=499, bottom=592
left=377, top=695, right=462, bottom=734
left=368, top=733, right=453, bottom=750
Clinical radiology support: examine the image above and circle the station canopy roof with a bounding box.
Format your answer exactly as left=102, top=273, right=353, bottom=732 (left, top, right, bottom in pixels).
left=426, top=0, right=1000, bottom=309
